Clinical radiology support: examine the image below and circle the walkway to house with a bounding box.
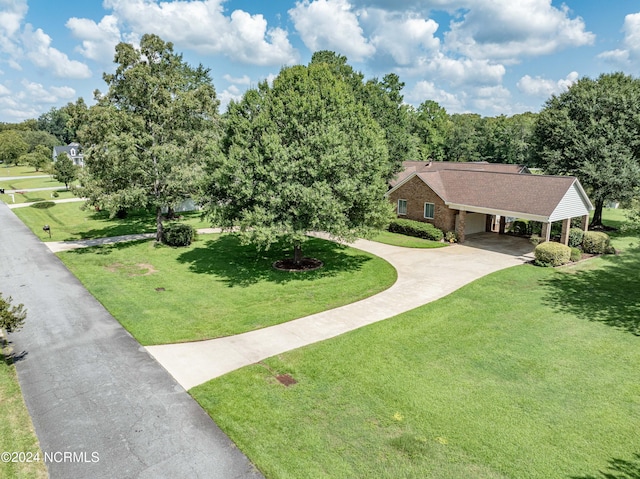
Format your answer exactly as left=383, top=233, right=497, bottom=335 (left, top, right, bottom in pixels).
left=0, top=203, right=263, bottom=479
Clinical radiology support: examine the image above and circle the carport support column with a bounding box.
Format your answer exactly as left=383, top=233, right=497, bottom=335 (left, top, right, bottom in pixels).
left=456, top=210, right=466, bottom=243
left=541, top=222, right=551, bottom=243
left=580, top=214, right=589, bottom=232
left=560, top=218, right=570, bottom=246
left=499, top=216, right=506, bottom=235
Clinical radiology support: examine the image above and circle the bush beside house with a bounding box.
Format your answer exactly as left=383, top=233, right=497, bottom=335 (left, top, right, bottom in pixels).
left=389, top=219, right=444, bottom=241
left=162, top=223, right=195, bottom=247
left=582, top=231, right=611, bottom=254
left=534, top=242, right=572, bottom=267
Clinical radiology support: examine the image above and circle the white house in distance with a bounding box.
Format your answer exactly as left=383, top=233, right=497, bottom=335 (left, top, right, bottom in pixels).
left=52, top=142, right=84, bottom=167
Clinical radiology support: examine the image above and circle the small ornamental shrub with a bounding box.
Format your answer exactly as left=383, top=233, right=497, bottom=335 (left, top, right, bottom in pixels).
left=510, top=219, right=530, bottom=236
left=534, top=241, right=571, bottom=267
left=389, top=219, right=444, bottom=241
left=605, top=245, right=616, bottom=255
left=568, top=227, right=584, bottom=248
left=52, top=191, right=59, bottom=198
left=162, top=222, right=195, bottom=247
left=529, top=234, right=542, bottom=246
left=0, top=293, right=27, bottom=333
left=582, top=231, right=610, bottom=254
left=570, top=247, right=582, bottom=262
left=444, top=231, right=458, bottom=243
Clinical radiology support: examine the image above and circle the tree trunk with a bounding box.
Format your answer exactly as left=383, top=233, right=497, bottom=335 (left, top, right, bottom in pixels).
left=156, top=206, right=163, bottom=243
left=590, top=198, right=604, bottom=227
left=293, top=242, right=303, bottom=265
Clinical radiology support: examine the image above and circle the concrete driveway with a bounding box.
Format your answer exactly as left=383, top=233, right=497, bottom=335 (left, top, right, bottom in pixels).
left=147, top=233, right=534, bottom=390
left=0, top=203, right=263, bottom=479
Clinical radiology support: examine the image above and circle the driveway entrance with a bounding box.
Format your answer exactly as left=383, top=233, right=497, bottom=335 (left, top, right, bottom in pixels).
left=462, top=232, right=534, bottom=258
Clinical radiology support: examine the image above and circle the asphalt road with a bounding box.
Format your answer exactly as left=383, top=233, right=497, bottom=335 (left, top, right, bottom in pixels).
left=0, top=202, right=263, bottom=479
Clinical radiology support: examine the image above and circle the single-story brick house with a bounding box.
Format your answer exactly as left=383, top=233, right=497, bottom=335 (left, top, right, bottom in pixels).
left=386, top=161, right=594, bottom=244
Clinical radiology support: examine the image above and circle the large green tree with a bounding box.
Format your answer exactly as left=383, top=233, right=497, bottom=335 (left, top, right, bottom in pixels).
left=77, top=34, right=220, bottom=241
left=410, top=100, right=451, bottom=161
left=0, top=131, right=28, bottom=165
left=53, top=153, right=77, bottom=189
left=203, top=63, right=391, bottom=265
left=533, top=72, right=640, bottom=226
left=21, top=145, right=51, bottom=171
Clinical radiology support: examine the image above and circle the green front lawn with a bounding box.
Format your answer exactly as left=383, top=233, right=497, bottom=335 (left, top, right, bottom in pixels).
left=1, top=190, right=76, bottom=205
left=0, top=165, right=46, bottom=177
left=58, top=235, right=397, bottom=345
left=0, top=351, right=46, bottom=479
left=370, top=230, right=448, bottom=248
left=191, top=214, right=640, bottom=479
left=0, top=176, right=66, bottom=190
left=13, top=202, right=206, bottom=241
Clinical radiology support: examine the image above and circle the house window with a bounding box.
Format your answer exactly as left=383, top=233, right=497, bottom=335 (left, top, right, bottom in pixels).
left=397, top=199, right=407, bottom=215
left=424, top=202, right=435, bottom=219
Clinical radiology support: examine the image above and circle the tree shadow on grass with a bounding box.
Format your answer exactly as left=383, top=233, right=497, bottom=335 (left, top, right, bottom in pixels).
left=571, top=454, right=640, bottom=479
left=176, top=234, right=371, bottom=287
left=62, top=238, right=152, bottom=256
left=541, top=247, right=640, bottom=336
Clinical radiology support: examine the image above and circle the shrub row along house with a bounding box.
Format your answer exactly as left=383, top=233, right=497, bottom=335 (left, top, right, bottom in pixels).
left=387, top=161, right=594, bottom=244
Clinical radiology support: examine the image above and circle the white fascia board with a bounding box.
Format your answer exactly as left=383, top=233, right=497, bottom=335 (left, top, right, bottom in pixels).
left=445, top=203, right=550, bottom=222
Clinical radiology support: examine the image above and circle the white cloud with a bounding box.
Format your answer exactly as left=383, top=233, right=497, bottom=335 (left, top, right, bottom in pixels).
left=407, top=80, right=465, bottom=112
left=101, top=0, right=298, bottom=66
left=364, top=9, right=440, bottom=65
left=223, top=74, right=251, bottom=85
left=22, top=25, right=91, bottom=79
left=21, top=80, right=75, bottom=103
left=517, top=71, right=578, bottom=97
left=598, top=12, right=640, bottom=70
left=0, top=0, right=27, bottom=59
left=218, top=85, right=244, bottom=112
left=289, top=0, right=375, bottom=61
left=444, top=0, right=595, bottom=62
left=405, top=54, right=505, bottom=87
left=66, top=15, right=121, bottom=63
left=0, top=83, right=10, bottom=95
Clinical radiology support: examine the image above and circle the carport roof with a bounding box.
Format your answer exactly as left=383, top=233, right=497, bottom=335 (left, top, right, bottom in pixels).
left=388, top=163, right=594, bottom=222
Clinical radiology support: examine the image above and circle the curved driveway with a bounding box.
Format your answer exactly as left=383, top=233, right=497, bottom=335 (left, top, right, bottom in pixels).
left=0, top=203, right=263, bottom=479
left=147, top=232, right=534, bottom=390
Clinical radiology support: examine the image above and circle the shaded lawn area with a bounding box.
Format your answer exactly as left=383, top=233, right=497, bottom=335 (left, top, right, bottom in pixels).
left=58, top=235, right=396, bottom=345
left=0, top=176, right=66, bottom=190
left=0, top=351, right=46, bottom=479
left=0, top=189, right=75, bottom=205
left=370, top=230, right=448, bottom=249
left=12, top=202, right=206, bottom=241
left=192, top=240, right=640, bottom=478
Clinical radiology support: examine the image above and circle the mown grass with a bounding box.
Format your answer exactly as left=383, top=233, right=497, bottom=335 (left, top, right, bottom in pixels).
left=371, top=230, right=448, bottom=248
left=13, top=202, right=207, bottom=241
left=0, top=350, right=47, bottom=479
left=0, top=176, right=66, bottom=190
left=0, top=165, right=46, bottom=177
left=58, top=235, right=397, bottom=345
left=192, top=210, right=640, bottom=479
left=0, top=190, right=76, bottom=205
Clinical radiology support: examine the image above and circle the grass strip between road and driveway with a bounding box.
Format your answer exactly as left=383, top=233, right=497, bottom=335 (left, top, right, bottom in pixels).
left=58, top=234, right=397, bottom=345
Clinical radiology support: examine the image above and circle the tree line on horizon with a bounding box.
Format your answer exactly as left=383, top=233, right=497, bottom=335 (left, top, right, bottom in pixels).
left=1, top=33, right=639, bottom=255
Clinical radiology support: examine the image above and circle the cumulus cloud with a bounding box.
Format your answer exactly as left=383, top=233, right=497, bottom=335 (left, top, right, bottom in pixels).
left=66, top=15, right=121, bottom=63
left=223, top=74, right=251, bottom=85
left=21, top=80, right=76, bottom=103
left=100, top=0, right=298, bottom=66
left=0, top=83, right=10, bottom=96
left=289, top=0, right=375, bottom=61
left=363, top=9, right=440, bottom=65
left=517, top=71, right=579, bottom=97
left=0, top=0, right=27, bottom=59
left=444, top=0, right=595, bottom=62
left=407, top=80, right=465, bottom=112
left=22, top=25, right=91, bottom=79
left=598, top=12, right=640, bottom=70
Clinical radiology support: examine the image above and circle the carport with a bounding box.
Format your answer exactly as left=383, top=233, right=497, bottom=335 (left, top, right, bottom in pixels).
left=446, top=171, right=594, bottom=244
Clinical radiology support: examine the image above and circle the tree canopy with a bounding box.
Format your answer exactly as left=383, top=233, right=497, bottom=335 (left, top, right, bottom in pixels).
left=77, top=34, right=220, bottom=241
left=0, top=130, right=28, bottom=165
left=202, top=62, right=391, bottom=264
left=532, top=72, right=640, bottom=226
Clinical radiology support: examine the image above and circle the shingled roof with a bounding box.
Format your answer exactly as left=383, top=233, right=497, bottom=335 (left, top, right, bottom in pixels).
left=388, top=161, right=593, bottom=222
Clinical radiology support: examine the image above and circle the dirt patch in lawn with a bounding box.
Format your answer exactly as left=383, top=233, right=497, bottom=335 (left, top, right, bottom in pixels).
left=273, top=257, right=323, bottom=272
left=105, top=262, right=158, bottom=277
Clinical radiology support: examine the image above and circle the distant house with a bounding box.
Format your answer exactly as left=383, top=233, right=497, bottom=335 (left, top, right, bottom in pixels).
left=53, top=142, right=84, bottom=167
left=386, top=161, right=594, bottom=245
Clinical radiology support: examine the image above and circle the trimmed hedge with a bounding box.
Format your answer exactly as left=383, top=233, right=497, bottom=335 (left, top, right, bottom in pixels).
left=389, top=219, right=444, bottom=242
left=568, top=227, right=584, bottom=248
left=570, top=247, right=582, bottom=262
left=582, top=231, right=610, bottom=254
left=162, top=222, right=195, bottom=247
left=534, top=241, right=571, bottom=267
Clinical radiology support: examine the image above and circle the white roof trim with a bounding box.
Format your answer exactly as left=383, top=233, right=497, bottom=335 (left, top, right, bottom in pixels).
left=446, top=203, right=550, bottom=222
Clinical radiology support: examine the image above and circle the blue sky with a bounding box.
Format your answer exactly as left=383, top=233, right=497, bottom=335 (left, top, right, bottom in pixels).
left=0, top=0, right=639, bottom=123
